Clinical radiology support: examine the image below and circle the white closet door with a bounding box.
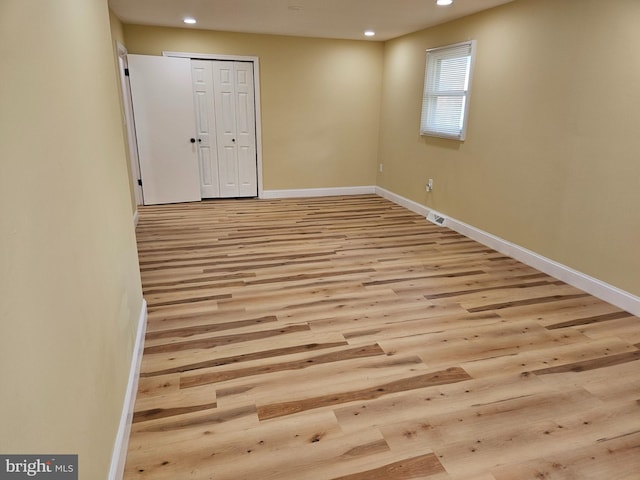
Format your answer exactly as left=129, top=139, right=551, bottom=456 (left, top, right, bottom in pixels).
left=212, top=61, right=258, bottom=198
left=233, top=62, right=258, bottom=197
left=212, top=61, right=239, bottom=197
left=191, top=60, right=219, bottom=198
left=128, top=54, right=201, bottom=205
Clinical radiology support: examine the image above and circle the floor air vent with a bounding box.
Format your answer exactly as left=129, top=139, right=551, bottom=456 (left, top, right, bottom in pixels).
left=427, top=211, right=447, bottom=226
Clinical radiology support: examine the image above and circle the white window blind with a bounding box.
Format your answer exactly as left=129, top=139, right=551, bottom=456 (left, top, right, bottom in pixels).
left=420, top=40, right=476, bottom=141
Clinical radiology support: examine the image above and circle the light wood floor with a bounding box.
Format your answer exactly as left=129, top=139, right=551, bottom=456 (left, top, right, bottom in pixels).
left=125, top=195, right=640, bottom=480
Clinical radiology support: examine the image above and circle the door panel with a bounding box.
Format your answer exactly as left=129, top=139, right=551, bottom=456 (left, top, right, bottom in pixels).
left=213, top=62, right=240, bottom=197
left=128, top=54, right=201, bottom=205
left=233, top=62, right=258, bottom=196
left=212, top=61, right=258, bottom=197
left=191, top=60, right=219, bottom=198
left=220, top=145, right=238, bottom=194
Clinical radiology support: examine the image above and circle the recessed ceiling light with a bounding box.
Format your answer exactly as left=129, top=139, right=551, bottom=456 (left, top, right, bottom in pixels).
left=436, top=0, right=453, bottom=5
left=183, top=17, right=197, bottom=24
left=364, top=30, right=376, bottom=37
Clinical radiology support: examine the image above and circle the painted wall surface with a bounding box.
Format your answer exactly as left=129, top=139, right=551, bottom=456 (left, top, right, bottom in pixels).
left=378, top=0, right=640, bottom=297
left=123, top=25, right=383, bottom=190
left=0, top=0, right=144, bottom=477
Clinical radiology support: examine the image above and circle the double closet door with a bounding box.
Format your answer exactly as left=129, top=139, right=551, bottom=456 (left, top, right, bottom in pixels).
left=128, top=55, right=258, bottom=205
left=192, top=60, right=257, bottom=199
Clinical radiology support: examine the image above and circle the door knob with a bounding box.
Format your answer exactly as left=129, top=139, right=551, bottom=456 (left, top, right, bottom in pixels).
left=190, top=138, right=196, bottom=143
left=198, top=138, right=202, bottom=143
left=232, top=138, right=236, bottom=143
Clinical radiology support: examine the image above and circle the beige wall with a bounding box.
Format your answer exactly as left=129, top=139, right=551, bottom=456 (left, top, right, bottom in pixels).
left=0, top=2, right=635, bottom=476
left=378, top=0, right=640, bottom=297
left=0, top=0, right=143, bottom=477
left=123, top=25, right=384, bottom=190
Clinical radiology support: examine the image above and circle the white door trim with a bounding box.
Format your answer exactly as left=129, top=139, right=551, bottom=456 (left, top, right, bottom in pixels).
left=116, top=42, right=143, bottom=206
left=163, top=51, right=264, bottom=199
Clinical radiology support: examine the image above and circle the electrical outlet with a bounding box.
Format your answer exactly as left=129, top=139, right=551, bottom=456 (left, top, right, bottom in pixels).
left=379, top=164, right=384, bottom=173
left=426, top=178, right=434, bottom=192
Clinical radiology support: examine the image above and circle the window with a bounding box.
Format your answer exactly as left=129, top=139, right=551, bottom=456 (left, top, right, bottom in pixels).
left=420, top=40, right=476, bottom=141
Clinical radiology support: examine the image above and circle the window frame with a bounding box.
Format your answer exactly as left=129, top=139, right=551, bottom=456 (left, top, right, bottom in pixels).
left=420, top=40, right=477, bottom=141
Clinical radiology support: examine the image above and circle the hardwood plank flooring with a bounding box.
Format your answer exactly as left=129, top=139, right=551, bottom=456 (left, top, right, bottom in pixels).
left=125, top=195, right=640, bottom=480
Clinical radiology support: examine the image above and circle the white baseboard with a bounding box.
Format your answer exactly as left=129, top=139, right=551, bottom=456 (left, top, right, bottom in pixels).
left=109, top=299, right=147, bottom=480
left=375, top=186, right=431, bottom=217
left=133, top=210, right=139, bottom=228
left=261, top=186, right=376, bottom=199
left=376, top=187, right=640, bottom=317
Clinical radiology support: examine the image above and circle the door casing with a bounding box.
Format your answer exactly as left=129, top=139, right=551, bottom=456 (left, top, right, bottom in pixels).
left=116, top=42, right=143, bottom=206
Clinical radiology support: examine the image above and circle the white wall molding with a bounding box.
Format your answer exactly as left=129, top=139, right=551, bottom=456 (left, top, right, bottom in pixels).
left=109, top=299, right=147, bottom=480
left=133, top=210, right=139, bottom=228
left=376, top=188, right=640, bottom=317
left=262, top=186, right=376, bottom=199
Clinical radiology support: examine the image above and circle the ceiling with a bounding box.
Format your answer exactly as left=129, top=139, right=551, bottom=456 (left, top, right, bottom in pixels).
left=108, top=0, right=514, bottom=42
